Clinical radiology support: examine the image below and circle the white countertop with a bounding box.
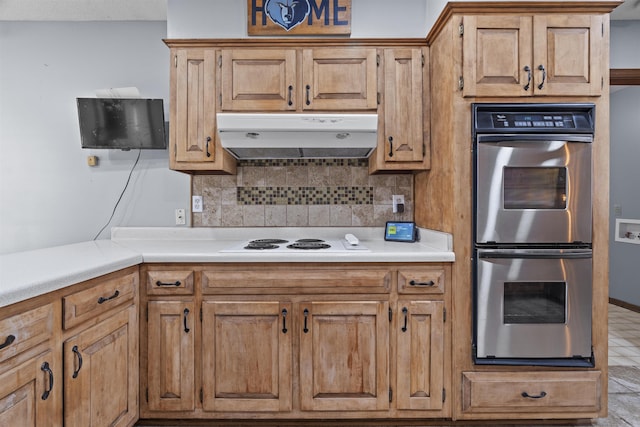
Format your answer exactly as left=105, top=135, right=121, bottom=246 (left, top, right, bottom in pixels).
left=0, top=227, right=454, bottom=308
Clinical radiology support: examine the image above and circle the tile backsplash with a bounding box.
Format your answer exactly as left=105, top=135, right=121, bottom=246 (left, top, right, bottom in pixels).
left=192, top=159, right=413, bottom=227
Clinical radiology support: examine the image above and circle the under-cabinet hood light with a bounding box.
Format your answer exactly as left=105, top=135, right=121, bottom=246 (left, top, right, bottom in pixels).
left=216, top=113, right=378, bottom=160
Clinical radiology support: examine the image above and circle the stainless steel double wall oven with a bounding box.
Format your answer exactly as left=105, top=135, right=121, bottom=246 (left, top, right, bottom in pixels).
left=472, top=103, right=595, bottom=367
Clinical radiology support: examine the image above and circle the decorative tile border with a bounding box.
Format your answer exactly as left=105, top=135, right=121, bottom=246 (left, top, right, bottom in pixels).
left=238, top=186, right=373, bottom=205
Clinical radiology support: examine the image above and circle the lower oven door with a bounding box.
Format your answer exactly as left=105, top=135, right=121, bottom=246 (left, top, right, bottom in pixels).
left=475, top=248, right=592, bottom=365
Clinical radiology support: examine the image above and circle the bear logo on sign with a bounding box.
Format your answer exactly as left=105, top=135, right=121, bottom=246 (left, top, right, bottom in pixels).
left=265, top=0, right=311, bottom=31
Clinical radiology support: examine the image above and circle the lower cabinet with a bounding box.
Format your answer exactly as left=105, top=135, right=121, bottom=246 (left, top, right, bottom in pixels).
left=146, top=301, right=195, bottom=412
left=64, top=305, right=138, bottom=427
left=396, top=300, right=445, bottom=411
left=201, top=301, right=292, bottom=412
left=140, top=263, right=451, bottom=421
left=299, top=300, right=390, bottom=412
left=0, top=350, right=60, bottom=426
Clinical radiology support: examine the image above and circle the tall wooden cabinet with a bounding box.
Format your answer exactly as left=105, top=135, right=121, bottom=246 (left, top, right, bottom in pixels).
left=416, top=1, right=616, bottom=421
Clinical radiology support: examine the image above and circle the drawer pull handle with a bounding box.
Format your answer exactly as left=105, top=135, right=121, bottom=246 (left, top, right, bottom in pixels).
left=287, top=85, right=293, bottom=106
left=388, top=136, right=394, bottom=157
left=156, top=280, right=181, bottom=287
left=522, top=391, right=547, bottom=399
left=72, top=345, right=83, bottom=379
left=409, top=280, right=435, bottom=287
left=183, top=308, right=191, bottom=333
left=401, top=307, right=408, bottom=332
left=97, top=290, right=120, bottom=304
left=0, top=334, right=16, bottom=350
left=303, top=308, right=309, bottom=333
left=282, top=308, right=288, bottom=334
left=305, top=85, right=311, bottom=106
left=40, top=362, right=54, bottom=400
left=206, top=136, right=212, bottom=158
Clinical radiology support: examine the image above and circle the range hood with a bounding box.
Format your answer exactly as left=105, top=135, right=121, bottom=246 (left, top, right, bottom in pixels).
left=216, top=113, right=377, bottom=159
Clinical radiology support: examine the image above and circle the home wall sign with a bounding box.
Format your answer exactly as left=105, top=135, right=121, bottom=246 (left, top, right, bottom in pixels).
left=248, top=0, right=351, bottom=36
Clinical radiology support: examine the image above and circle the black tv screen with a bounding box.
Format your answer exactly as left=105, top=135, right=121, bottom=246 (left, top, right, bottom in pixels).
left=77, top=98, right=167, bottom=150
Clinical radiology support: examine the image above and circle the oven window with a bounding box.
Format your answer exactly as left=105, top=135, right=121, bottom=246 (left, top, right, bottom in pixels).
left=504, top=282, right=566, bottom=324
left=503, top=167, right=567, bottom=210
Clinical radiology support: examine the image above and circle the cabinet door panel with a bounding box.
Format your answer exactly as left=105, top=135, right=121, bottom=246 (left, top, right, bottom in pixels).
left=396, top=301, right=444, bottom=411
left=202, top=301, right=292, bottom=412
left=302, top=48, right=377, bottom=110
left=0, top=351, right=59, bottom=427
left=221, top=49, right=296, bottom=111
left=147, top=301, right=195, bottom=412
left=174, top=49, right=216, bottom=162
left=533, top=15, right=602, bottom=96
left=64, top=306, right=137, bottom=427
left=299, top=301, right=389, bottom=411
left=384, top=48, right=424, bottom=162
left=463, top=15, right=532, bottom=97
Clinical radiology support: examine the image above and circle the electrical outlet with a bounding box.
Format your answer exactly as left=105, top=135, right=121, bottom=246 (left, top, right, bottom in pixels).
left=192, top=196, right=203, bottom=213
left=175, top=208, right=186, bottom=225
left=392, top=195, right=405, bottom=214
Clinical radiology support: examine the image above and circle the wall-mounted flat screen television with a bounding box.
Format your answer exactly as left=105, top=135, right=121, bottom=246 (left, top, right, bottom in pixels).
left=77, top=98, right=167, bottom=150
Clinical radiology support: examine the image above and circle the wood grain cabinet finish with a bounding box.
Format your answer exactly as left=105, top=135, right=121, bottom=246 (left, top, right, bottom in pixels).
left=396, top=300, right=444, bottom=411
left=221, top=49, right=297, bottom=111
left=0, top=350, right=60, bottom=427
left=0, top=303, right=54, bottom=366
left=146, top=301, right=195, bottom=412
left=201, top=301, right=292, bottom=412
left=63, top=268, right=136, bottom=330
left=462, top=371, right=602, bottom=415
left=397, top=268, right=446, bottom=295
left=64, top=305, right=138, bottom=427
left=299, top=301, right=389, bottom=412
left=146, top=270, right=195, bottom=296
left=220, top=48, right=377, bottom=112
left=462, top=14, right=603, bottom=97
left=169, top=48, right=236, bottom=174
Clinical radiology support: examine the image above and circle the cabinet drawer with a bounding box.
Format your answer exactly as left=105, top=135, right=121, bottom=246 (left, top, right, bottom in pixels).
left=63, top=270, right=137, bottom=330
left=146, top=270, right=194, bottom=296
left=462, top=371, right=601, bottom=413
left=202, top=266, right=391, bottom=294
left=397, top=268, right=445, bottom=294
left=0, top=304, right=54, bottom=365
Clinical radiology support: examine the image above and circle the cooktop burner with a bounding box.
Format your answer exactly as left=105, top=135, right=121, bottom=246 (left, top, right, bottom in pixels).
left=286, top=241, right=331, bottom=250
left=250, top=239, right=289, bottom=244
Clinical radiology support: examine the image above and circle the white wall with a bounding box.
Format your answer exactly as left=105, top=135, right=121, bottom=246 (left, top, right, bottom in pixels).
left=609, top=20, right=640, bottom=306
left=0, top=21, right=190, bottom=254
left=168, top=0, right=430, bottom=38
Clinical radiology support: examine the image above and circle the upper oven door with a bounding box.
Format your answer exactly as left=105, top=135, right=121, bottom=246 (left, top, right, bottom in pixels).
left=475, top=134, right=592, bottom=245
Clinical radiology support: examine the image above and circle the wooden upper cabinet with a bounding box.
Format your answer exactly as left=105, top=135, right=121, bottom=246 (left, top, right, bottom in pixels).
left=383, top=48, right=425, bottom=163
left=174, top=49, right=216, bottom=162
left=201, top=301, right=292, bottom=413
left=219, top=47, right=377, bottom=112
left=221, top=49, right=297, bottom=111
left=462, top=14, right=603, bottom=97
left=299, top=301, right=389, bottom=412
left=534, top=15, right=603, bottom=96
left=302, top=48, right=378, bottom=110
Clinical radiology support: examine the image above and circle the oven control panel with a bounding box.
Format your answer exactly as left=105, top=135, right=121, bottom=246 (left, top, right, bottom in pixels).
left=491, top=113, right=576, bottom=129
left=473, top=104, right=595, bottom=133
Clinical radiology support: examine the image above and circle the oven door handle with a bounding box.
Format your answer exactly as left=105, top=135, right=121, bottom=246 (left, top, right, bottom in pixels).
left=476, top=134, right=593, bottom=144
left=478, top=249, right=592, bottom=259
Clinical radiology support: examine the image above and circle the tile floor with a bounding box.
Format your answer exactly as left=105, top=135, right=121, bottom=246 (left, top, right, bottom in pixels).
left=137, top=304, right=640, bottom=427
